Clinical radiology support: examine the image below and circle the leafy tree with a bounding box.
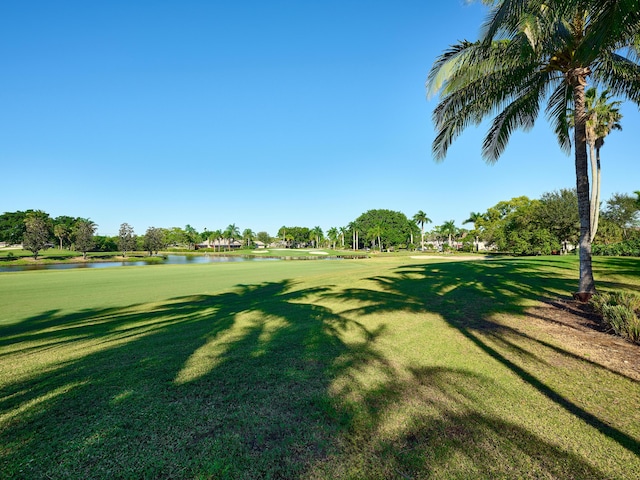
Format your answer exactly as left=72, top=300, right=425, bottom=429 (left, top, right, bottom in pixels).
left=427, top=0, right=640, bottom=295
left=601, top=192, right=640, bottom=239
left=184, top=224, right=199, bottom=250
left=74, top=219, right=97, bottom=260
left=256, top=231, right=271, bottom=245
left=537, top=189, right=579, bottom=252
left=413, top=211, right=432, bottom=251
left=163, top=227, right=185, bottom=247
left=118, top=223, right=136, bottom=257
left=353, top=209, right=414, bottom=250
left=143, top=227, right=164, bottom=256
left=0, top=210, right=33, bottom=245
left=93, top=235, right=118, bottom=252
left=224, top=224, right=241, bottom=251
left=23, top=211, right=52, bottom=259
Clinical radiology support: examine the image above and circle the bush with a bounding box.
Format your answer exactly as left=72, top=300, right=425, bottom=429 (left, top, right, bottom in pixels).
left=590, top=291, right=640, bottom=343
left=592, top=237, right=640, bottom=257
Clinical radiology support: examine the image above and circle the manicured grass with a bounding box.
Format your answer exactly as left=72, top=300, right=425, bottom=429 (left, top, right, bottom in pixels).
left=1, top=256, right=639, bottom=478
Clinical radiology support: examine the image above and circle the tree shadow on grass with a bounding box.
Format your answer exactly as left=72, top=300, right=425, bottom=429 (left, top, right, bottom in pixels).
left=1, top=260, right=638, bottom=478
left=1, top=279, right=390, bottom=479
left=324, top=258, right=640, bottom=471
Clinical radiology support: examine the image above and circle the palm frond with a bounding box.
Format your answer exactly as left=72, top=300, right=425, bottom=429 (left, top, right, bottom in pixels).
left=482, top=71, right=551, bottom=162
left=546, top=81, right=573, bottom=154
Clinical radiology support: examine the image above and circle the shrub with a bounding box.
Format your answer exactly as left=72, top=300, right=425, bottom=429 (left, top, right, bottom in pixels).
left=590, top=291, right=640, bottom=343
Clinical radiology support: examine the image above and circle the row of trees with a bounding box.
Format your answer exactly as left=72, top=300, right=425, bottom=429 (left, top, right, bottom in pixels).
left=2, top=190, right=638, bottom=258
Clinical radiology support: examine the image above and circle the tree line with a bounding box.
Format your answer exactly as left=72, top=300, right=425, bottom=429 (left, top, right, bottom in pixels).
left=2, top=189, right=637, bottom=259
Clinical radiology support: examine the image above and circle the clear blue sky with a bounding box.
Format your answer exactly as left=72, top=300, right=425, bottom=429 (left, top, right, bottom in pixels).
left=1, top=1, right=638, bottom=237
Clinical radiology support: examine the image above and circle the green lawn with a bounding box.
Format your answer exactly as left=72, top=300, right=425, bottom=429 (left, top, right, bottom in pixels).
left=1, top=256, right=639, bottom=478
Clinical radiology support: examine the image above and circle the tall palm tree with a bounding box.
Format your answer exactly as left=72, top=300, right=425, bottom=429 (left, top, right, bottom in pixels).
left=413, top=211, right=432, bottom=251
left=368, top=223, right=383, bottom=251
left=339, top=226, right=347, bottom=247
left=428, top=0, right=640, bottom=296
left=212, top=229, right=223, bottom=252
left=311, top=226, right=324, bottom=249
left=327, top=227, right=339, bottom=249
left=585, top=88, right=622, bottom=241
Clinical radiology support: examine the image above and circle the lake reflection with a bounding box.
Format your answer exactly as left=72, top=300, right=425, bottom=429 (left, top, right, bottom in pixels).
left=0, top=254, right=285, bottom=272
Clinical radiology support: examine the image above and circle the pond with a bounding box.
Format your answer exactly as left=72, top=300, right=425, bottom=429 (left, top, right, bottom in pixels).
left=0, top=254, right=358, bottom=273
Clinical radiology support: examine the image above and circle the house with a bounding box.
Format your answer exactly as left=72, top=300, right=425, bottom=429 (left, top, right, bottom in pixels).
left=196, top=239, right=244, bottom=250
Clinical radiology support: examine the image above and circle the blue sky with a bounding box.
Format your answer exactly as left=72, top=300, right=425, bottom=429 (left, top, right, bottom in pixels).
left=1, top=1, right=638, bottom=237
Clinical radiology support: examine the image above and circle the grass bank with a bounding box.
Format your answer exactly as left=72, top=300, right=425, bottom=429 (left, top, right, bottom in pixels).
left=1, top=256, right=639, bottom=478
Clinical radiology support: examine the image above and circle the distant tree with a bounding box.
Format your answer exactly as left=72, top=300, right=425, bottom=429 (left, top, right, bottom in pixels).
left=212, top=229, right=224, bottom=252
left=439, top=220, right=457, bottom=248
left=53, top=224, right=69, bottom=250
left=463, top=212, right=484, bottom=251
left=143, top=227, right=164, bottom=256
left=367, top=223, right=383, bottom=251
left=339, top=226, right=347, bottom=247
left=242, top=228, right=255, bottom=248
left=310, top=226, right=324, bottom=249
left=353, top=209, right=414, bottom=251
left=224, top=224, right=241, bottom=251
left=0, top=210, right=33, bottom=245
left=478, top=196, right=560, bottom=255
left=93, top=235, right=118, bottom=252
left=347, top=222, right=359, bottom=250
left=23, top=211, right=52, bottom=259
left=256, top=231, right=271, bottom=245
left=74, top=219, right=97, bottom=260
left=327, top=227, right=339, bottom=249
left=118, top=223, right=136, bottom=257
left=601, top=193, right=640, bottom=239
left=537, top=189, right=579, bottom=253
left=184, top=224, right=198, bottom=250
left=413, top=211, right=432, bottom=251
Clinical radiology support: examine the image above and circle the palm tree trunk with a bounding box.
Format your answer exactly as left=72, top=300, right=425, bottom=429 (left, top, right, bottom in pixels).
left=591, top=146, right=602, bottom=242
left=589, top=140, right=598, bottom=241
left=571, top=70, right=596, bottom=296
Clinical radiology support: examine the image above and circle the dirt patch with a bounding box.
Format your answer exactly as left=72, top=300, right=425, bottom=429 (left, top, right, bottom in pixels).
left=525, top=299, right=640, bottom=381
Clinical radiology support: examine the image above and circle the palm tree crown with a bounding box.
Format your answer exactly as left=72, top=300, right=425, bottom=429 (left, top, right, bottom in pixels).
left=427, top=0, right=640, bottom=294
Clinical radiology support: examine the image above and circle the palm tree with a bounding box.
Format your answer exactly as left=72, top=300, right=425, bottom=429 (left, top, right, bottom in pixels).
left=413, top=211, right=432, bottom=251
left=585, top=88, right=622, bottom=241
left=339, top=226, right=347, bottom=247
left=242, top=228, right=255, bottom=248
left=463, top=212, right=484, bottom=251
left=348, top=222, right=359, bottom=251
left=327, top=227, right=339, bottom=250
left=440, top=220, right=457, bottom=249
left=311, top=226, right=324, bottom=249
left=53, top=224, right=69, bottom=250
left=211, top=229, right=223, bottom=252
left=427, top=0, right=640, bottom=296
left=224, top=224, right=240, bottom=251
left=368, top=223, right=383, bottom=252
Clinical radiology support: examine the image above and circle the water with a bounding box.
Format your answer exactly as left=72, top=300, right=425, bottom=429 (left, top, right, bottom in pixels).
left=0, top=254, right=353, bottom=272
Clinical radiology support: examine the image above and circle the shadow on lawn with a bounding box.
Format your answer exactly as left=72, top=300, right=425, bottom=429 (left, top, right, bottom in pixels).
left=321, top=257, right=640, bottom=477
left=1, top=258, right=638, bottom=478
